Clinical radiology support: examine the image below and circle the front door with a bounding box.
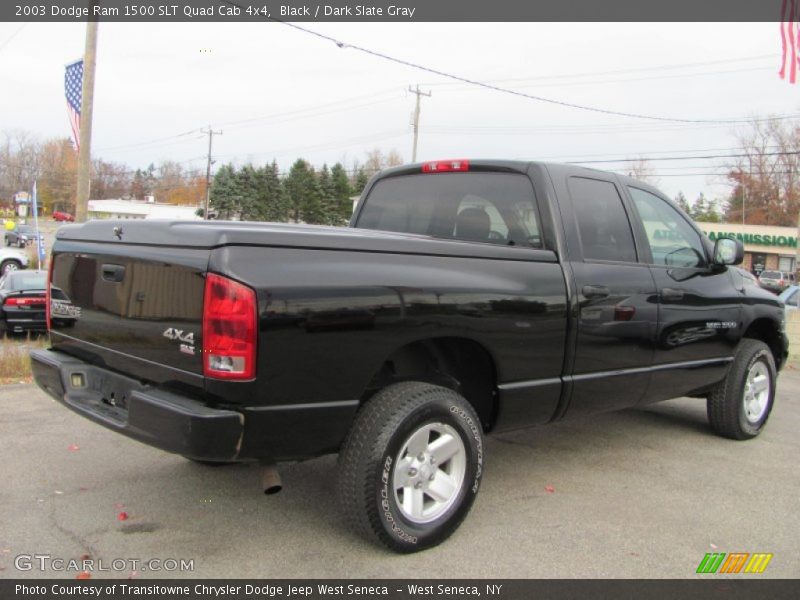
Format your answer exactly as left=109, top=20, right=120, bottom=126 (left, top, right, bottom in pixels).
left=625, top=185, right=741, bottom=402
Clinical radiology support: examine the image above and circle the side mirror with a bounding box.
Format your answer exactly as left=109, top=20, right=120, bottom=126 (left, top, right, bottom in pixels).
left=713, top=237, right=744, bottom=266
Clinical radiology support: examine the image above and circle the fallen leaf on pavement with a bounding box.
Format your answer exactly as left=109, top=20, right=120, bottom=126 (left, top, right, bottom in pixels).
left=117, top=511, right=129, bottom=521
left=67, top=444, right=80, bottom=452
left=545, top=485, right=555, bottom=493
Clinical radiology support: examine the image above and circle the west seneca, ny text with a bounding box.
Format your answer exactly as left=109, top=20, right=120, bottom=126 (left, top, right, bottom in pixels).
left=16, top=584, right=504, bottom=597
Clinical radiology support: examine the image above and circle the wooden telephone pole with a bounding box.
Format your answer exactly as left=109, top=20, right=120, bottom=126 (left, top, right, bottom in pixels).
left=409, top=85, right=431, bottom=163
left=202, top=127, right=222, bottom=220
left=75, top=19, right=98, bottom=222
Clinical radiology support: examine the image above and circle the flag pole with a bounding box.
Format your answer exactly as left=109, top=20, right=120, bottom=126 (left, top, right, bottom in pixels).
left=31, top=181, right=42, bottom=271
left=75, top=17, right=98, bottom=223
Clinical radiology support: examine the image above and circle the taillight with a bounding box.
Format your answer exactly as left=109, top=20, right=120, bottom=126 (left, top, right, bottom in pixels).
left=202, top=273, right=257, bottom=380
left=422, top=159, right=470, bottom=173
left=46, top=258, right=54, bottom=330
left=4, top=297, right=46, bottom=306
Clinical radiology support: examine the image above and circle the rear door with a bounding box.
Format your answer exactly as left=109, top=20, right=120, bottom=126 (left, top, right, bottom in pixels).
left=623, top=185, right=741, bottom=401
left=551, top=170, right=658, bottom=416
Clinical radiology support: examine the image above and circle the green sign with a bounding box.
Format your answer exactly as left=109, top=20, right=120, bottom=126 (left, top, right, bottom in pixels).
left=704, top=231, right=797, bottom=248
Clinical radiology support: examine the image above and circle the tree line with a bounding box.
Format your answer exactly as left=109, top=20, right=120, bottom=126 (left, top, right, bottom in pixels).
left=0, top=129, right=401, bottom=222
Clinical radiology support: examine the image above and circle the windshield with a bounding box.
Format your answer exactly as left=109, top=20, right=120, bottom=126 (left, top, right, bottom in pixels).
left=7, top=272, right=46, bottom=291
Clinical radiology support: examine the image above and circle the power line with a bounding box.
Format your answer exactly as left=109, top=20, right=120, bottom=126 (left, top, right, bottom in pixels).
left=569, top=151, right=800, bottom=165
left=242, top=13, right=796, bottom=125
left=423, top=54, right=778, bottom=88
left=0, top=24, right=27, bottom=53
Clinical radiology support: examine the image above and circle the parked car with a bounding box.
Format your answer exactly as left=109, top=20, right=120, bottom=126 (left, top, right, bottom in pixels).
left=778, top=284, right=799, bottom=315
left=52, top=211, right=75, bottom=222
left=0, top=270, right=47, bottom=335
left=758, top=270, right=795, bottom=293
left=31, top=160, right=788, bottom=553
left=4, top=224, right=42, bottom=248
left=0, top=247, right=29, bottom=275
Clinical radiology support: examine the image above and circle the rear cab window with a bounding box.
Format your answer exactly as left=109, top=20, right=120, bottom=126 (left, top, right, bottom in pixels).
left=354, top=172, right=543, bottom=248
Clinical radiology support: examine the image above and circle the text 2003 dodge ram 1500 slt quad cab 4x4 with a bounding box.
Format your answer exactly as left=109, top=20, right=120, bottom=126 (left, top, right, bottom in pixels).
left=32, top=160, right=788, bottom=552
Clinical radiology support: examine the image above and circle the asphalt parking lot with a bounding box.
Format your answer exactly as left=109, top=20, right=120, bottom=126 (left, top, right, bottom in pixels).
left=1, top=366, right=798, bottom=579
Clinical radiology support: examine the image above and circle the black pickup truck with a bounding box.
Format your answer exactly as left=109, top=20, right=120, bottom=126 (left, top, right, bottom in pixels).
left=32, top=160, right=788, bottom=552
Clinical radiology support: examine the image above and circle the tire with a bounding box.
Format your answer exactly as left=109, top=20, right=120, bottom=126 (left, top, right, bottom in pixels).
left=0, top=260, right=21, bottom=275
left=338, top=382, right=484, bottom=553
left=707, top=339, right=776, bottom=440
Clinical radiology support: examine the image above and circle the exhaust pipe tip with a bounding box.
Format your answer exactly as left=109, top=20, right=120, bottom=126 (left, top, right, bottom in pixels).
left=260, top=463, right=282, bottom=495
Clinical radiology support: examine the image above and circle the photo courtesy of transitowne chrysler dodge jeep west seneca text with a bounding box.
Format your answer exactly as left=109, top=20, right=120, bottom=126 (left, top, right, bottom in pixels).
left=31, top=160, right=789, bottom=552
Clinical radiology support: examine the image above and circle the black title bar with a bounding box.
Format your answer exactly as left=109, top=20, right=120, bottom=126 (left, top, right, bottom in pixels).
left=4, top=580, right=800, bottom=600
left=1, top=0, right=790, bottom=22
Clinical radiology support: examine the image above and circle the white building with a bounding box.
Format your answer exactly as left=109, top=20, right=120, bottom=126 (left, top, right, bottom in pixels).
left=88, top=198, right=201, bottom=221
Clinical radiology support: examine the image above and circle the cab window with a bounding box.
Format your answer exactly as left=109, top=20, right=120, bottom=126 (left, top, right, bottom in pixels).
left=628, top=187, right=707, bottom=268
left=356, top=172, right=543, bottom=248
left=568, top=177, right=637, bottom=263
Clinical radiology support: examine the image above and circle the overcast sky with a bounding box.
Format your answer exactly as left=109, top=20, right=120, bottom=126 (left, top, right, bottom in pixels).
left=0, top=21, right=796, bottom=202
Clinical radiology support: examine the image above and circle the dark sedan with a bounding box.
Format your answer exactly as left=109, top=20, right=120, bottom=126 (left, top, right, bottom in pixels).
left=0, top=270, right=47, bottom=334
left=4, top=225, right=42, bottom=248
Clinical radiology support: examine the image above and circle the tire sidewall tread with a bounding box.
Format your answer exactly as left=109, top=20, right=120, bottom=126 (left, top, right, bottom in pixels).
left=708, top=339, right=776, bottom=440
left=338, top=382, right=484, bottom=553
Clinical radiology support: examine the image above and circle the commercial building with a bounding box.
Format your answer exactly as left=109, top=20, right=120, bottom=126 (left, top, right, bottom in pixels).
left=696, top=222, right=797, bottom=275
left=88, top=198, right=201, bottom=221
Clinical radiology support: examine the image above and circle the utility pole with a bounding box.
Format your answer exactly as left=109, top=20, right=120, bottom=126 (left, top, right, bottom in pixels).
left=409, top=85, right=431, bottom=163
left=75, top=18, right=98, bottom=223
left=202, top=127, right=222, bottom=220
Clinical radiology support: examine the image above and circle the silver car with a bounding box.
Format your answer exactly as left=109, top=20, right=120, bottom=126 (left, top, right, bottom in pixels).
left=0, top=247, right=30, bottom=275
left=778, top=285, right=799, bottom=315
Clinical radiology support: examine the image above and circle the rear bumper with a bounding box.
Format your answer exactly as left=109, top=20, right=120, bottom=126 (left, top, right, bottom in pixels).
left=31, top=349, right=244, bottom=462
left=31, top=349, right=360, bottom=462
left=2, top=311, right=46, bottom=332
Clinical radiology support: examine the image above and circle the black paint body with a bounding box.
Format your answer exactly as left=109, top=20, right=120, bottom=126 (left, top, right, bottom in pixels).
left=31, top=161, right=789, bottom=461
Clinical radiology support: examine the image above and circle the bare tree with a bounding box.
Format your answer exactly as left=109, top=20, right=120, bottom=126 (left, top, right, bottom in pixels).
left=624, top=158, right=659, bottom=186
left=723, top=117, right=800, bottom=226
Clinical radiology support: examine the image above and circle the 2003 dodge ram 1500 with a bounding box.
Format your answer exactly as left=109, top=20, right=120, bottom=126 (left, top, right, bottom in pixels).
left=32, top=160, right=788, bottom=552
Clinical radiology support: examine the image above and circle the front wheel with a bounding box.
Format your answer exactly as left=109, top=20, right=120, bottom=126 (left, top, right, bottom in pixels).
left=338, top=382, right=484, bottom=553
left=707, top=339, right=776, bottom=440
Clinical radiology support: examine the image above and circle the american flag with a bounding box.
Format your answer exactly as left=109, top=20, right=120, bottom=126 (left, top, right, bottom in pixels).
left=65, top=59, right=83, bottom=151
left=780, top=0, right=799, bottom=83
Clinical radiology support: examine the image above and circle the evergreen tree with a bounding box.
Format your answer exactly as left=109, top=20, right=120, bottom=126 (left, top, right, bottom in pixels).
left=284, top=159, right=326, bottom=224
left=209, top=163, right=240, bottom=219
left=331, top=162, right=353, bottom=222
left=255, top=160, right=290, bottom=222
left=674, top=192, right=692, bottom=215
left=318, top=164, right=341, bottom=225
left=693, top=193, right=721, bottom=223
left=236, top=163, right=260, bottom=220
left=353, top=167, right=370, bottom=195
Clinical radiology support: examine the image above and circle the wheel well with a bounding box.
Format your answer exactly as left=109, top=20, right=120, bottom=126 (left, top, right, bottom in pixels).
left=743, top=318, right=785, bottom=371
left=363, top=337, right=498, bottom=431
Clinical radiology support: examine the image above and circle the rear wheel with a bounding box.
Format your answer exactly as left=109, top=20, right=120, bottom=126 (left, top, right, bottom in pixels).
left=707, top=339, right=776, bottom=440
left=0, top=260, right=21, bottom=275
left=338, top=382, right=484, bottom=553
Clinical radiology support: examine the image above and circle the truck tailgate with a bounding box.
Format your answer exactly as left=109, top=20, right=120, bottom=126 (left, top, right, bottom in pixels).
left=50, top=236, right=209, bottom=385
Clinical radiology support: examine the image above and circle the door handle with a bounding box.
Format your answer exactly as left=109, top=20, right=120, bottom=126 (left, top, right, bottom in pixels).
left=101, top=264, right=125, bottom=283
left=582, top=285, right=610, bottom=299
left=661, top=287, right=684, bottom=301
